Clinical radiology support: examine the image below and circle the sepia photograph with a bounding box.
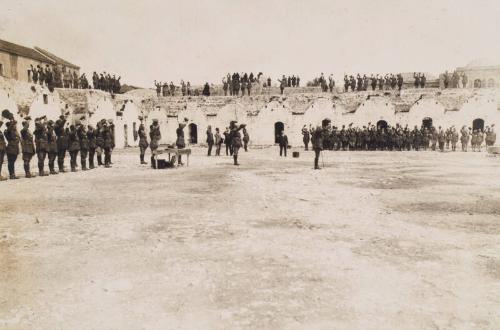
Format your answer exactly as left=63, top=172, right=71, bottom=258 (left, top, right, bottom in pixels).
left=0, top=0, right=499, bottom=329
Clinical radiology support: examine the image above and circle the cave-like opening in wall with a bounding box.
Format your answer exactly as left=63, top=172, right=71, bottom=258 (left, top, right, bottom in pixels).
left=377, top=120, right=388, bottom=130
left=422, top=117, right=433, bottom=129
left=188, top=123, right=198, bottom=144
left=274, top=121, right=284, bottom=143
left=473, top=118, right=485, bottom=131
left=474, top=79, right=482, bottom=88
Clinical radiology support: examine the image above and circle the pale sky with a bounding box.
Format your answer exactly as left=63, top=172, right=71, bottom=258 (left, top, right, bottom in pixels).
left=1, top=0, right=499, bottom=87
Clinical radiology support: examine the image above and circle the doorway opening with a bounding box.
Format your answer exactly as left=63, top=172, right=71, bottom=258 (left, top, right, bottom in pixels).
left=422, top=117, right=433, bottom=129
left=377, top=120, right=388, bottom=130
left=124, top=124, right=128, bottom=147
left=474, top=79, right=482, bottom=88
left=274, top=121, right=284, bottom=143
left=188, top=123, right=198, bottom=144
left=472, top=118, right=484, bottom=131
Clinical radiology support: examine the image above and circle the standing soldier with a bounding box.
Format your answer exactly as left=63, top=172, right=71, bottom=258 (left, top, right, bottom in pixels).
left=277, top=130, right=288, bottom=157
left=176, top=122, right=186, bottom=165
left=87, top=125, right=97, bottom=169
left=102, top=121, right=113, bottom=168
left=485, top=125, right=496, bottom=147
left=311, top=125, right=324, bottom=170
left=460, top=126, right=469, bottom=152
left=206, top=125, right=214, bottom=156
left=46, top=120, right=58, bottom=174
left=437, top=126, right=446, bottom=152
left=229, top=121, right=243, bottom=166
left=302, top=125, right=310, bottom=150
left=20, top=118, right=36, bottom=178
left=3, top=112, right=20, bottom=179
left=450, top=126, right=459, bottom=151
left=33, top=117, right=49, bottom=176
left=149, top=119, right=161, bottom=168
left=95, top=121, right=104, bottom=166
left=68, top=124, right=80, bottom=172
left=279, top=75, right=287, bottom=95
left=222, top=78, right=228, bottom=96
left=54, top=115, right=69, bottom=172
left=108, top=120, right=115, bottom=164
left=242, top=127, right=249, bottom=152
left=77, top=122, right=89, bottom=171
left=138, top=123, right=148, bottom=164
left=215, top=128, right=222, bottom=156
left=0, top=120, right=5, bottom=180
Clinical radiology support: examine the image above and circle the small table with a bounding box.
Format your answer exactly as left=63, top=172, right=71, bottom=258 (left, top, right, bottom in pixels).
left=158, top=148, right=192, bottom=167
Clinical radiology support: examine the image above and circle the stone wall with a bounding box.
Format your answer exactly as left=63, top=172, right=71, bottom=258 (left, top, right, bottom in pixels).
left=1, top=76, right=499, bottom=148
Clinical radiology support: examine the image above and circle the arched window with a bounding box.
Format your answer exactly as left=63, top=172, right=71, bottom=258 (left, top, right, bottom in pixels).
left=188, top=123, right=198, bottom=144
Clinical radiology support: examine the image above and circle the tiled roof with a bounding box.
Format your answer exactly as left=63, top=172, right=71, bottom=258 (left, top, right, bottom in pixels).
left=0, top=38, right=54, bottom=64
left=34, top=47, right=80, bottom=69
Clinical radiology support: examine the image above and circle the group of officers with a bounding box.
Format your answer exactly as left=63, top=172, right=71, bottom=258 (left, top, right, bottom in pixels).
left=344, top=74, right=406, bottom=92
left=301, top=122, right=497, bottom=169
left=0, top=109, right=115, bottom=181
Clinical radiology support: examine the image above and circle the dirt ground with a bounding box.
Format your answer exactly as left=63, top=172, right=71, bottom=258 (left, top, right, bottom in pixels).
left=0, top=146, right=499, bottom=330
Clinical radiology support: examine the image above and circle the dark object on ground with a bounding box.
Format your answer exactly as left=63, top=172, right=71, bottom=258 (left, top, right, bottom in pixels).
left=293, top=151, right=299, bottom=158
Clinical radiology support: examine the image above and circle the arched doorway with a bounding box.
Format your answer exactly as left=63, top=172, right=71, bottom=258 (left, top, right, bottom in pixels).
left=472, top=118, right=484, bottom=131
left=487, top=79, right=495, bottom=88
left=274, top=122, right=284, bottom=143
left=422, top=117, right=433, bottom=129
left=377, top=120, right=388, bottom=130
left=188, top=123, right=198, bottom=144
left=474, top=79, right=482, bottom=88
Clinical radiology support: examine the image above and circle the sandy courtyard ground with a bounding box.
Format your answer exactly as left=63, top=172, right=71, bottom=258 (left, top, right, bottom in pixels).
left=0, top=146, right=499, bottom=330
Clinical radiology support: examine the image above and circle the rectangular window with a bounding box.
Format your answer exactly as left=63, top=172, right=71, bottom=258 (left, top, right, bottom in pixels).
left=43, top=94, right=48, bottom=104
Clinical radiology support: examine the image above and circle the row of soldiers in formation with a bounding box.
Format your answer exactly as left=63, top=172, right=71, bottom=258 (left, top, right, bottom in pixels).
left=222, top=72, right=264, bottom=96
left=28, top=64, right=90, bottom=91
left=443, top=71, right=468, bottom=89
left=344, top=73, right=406, bottom=92
left=301, top=123, right=497, bottom=154
left=154, top=81, right=211, bottom=97
left=0, top=110, right=115, bottom=180
left=92, top=72, right=122, bottom=94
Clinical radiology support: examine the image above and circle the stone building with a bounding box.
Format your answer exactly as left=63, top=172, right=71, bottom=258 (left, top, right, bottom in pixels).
left=0, top=38, right=79, bottom=83
left=456, top=60, right=500, bottom=88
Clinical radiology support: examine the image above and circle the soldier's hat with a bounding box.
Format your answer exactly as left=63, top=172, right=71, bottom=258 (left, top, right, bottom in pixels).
left=152, top=118, right=159, bottom=123
left=47, top=120, right=54, bottom=126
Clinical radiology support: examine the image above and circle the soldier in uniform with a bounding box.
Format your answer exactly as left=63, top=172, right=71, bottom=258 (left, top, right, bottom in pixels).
left=460, top=126, right=469, bottom=151
left=302, top=125, right=310, bottom=150
left=87, top=125, right=97, bottom=169
left=215, top=128, right=222, bottom=156
left=485, top=125, right=496, bottom=146
left=102, top=121, right=113, bottom=168
left=229, top=121, right=243, bottom=166
left=95, top=121, right=104, bottom=166
left=108, top=120, right=115, bottom=164
left=176, top=122, right=186, bottom=165
left=54, top=115, right=69, bottom=172
left=68, top=124, right=80, bottom=172
left=77, top=122, right=89, bottom=171
left=149, top=119, right=161, bottom=168
left=206, top=125, right=214, bottom=156
left=20, top=118, right=36, bottom=178
left=437, top=126, right=446, bottom=152
left=33, top=117, right=49, bottom=176
left=242, top=127, right=249, bottom=152
left=0, top=120, right=5, bottom=180
left=450, top=126, right=459, bottom=151
left=3, top=114, right=20, bottom=179
left=278, top=130, right=288, bottom=157
left=46, top=120, right=58, bottom=174
left=138, top=123, right=148, bottom=164
left=311, top=125, right=324, bottom=170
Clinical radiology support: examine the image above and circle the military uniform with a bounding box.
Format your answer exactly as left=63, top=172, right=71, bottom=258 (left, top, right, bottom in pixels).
left=206, top=127, right=214, bottom=156
left=87, top=126, right=97, bottom=168
left=78, top=125, right=89, bottom=170
left=46, top=122, right=58, bottom=174
left=230, top=122, right=243, bottom=165
left=437, top=128, right=446, bottom=152
left=34, top=120, right=49, bottom=176
left=460, top=127, right=469, bottom=151
left=278, top=132, right=288, bottom=157
left=242, top=128, right=249, bottom=152
left=68, top=125, right=80, bottom=172
left=54, top=117, right=69, bottom=172
left=20, top=123, right=36, bottom=178
left=0, top=122, right=6, bottom=180
left=451, top=129, right=459, bottom=151
left=4, top=121, right=20, bottom=179
left=311, top=127, right=324, bottom=170
left=302, top=126, right=310, bottom=150
left=102, top=123, right=113, bottom=167
left=176, top=124, right=186, bottom=165
left=138, top=124, right=148, bottom=164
